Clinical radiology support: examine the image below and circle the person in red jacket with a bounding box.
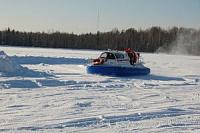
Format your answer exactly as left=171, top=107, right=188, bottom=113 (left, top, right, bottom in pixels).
left=125, top=48, right=137, bottom=65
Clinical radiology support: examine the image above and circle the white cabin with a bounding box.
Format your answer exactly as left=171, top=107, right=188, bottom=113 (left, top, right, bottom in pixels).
left=91, top=50, right=141, bottom=67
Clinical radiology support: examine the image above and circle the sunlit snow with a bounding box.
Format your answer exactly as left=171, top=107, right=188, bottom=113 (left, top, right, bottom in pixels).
left=0, top=46, right=200, bottom=132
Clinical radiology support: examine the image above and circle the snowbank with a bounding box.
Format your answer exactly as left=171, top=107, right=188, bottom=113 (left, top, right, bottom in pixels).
left=0, top=51, right=52, bottom=78
left=0, top=51, right=21, bottom=73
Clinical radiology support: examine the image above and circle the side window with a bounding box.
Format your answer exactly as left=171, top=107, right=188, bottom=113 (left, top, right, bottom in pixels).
left=107, top=53, right=115, bottom=59
left=115, top=53, right=124, bottom=59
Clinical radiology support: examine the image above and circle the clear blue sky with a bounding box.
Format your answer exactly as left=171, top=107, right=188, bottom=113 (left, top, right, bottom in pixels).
left=0, top=0, right=200, bottom=34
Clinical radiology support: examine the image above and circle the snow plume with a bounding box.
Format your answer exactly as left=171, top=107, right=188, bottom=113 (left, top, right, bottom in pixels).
left=157, top=29, right=200, bottom=56
left=172, top=29, right=200, bottom=55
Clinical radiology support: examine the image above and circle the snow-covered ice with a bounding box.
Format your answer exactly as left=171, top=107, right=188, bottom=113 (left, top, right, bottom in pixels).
left=0, top=46, right=200, bottom=132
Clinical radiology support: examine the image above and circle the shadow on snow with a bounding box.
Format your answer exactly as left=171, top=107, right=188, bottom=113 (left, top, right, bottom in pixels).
left=12, top=56, right=88, bottom=65
left=110, top=74, right=185, bottom=82
left=16, top=108, right=192, bottom=131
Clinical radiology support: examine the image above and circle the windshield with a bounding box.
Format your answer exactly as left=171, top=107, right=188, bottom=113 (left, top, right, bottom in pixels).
left=100, top=53, right=107, bottom=58
left=100, top=52, right=116, bottom=59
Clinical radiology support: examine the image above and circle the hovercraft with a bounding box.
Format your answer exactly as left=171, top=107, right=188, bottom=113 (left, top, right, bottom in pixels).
left=87, top=49, right=150, bottom=77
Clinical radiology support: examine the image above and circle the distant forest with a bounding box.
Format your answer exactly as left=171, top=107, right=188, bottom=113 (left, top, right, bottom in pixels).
left=0, top=27, right=200, bottom=55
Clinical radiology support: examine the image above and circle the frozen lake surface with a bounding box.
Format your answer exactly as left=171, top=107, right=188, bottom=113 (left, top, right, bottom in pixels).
left=0, top=46, right=200, bottom=132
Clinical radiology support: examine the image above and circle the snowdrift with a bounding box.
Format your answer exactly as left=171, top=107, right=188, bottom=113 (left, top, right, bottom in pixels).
left=0, top=51, right=51, bottom=77
left=0, top=51, right=21, bottom=73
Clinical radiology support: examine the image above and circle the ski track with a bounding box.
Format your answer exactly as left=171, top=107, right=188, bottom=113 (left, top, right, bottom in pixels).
left=0, top=46, right=200, bottom=132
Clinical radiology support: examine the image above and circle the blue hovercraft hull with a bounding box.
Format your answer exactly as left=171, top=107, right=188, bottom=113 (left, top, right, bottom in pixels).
left=87, top=65, right=150, bottom=77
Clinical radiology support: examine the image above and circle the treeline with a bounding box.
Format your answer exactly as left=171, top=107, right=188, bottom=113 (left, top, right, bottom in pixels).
left=0, top=27, right=200, bottom=55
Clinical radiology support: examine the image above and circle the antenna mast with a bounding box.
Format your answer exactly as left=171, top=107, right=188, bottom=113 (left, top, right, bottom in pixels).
left=96, top=11, right=100, bottom=48
left=97, top=11, right=99, bottom=32
left=1, top=31, right=3, bottom=45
